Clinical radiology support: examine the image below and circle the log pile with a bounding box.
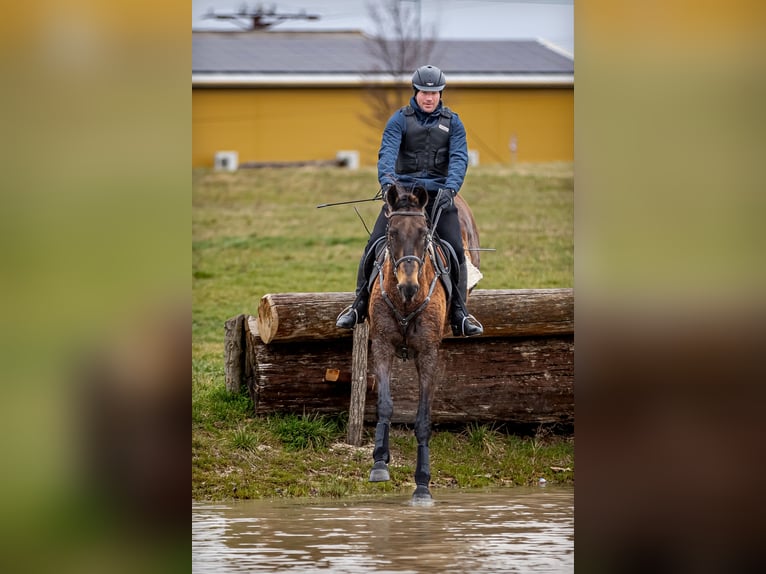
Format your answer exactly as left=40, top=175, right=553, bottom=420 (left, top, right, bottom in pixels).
left=225, top=289, right=574, bottom=426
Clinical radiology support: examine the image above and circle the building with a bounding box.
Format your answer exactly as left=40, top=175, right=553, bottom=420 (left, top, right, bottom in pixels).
left=192, top=31, right=573, bottom=168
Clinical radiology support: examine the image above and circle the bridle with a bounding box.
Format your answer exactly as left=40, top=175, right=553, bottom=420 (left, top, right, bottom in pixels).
left=387, top=211, right=428, bottom=278
left=378, top=209, right=444, bottom=333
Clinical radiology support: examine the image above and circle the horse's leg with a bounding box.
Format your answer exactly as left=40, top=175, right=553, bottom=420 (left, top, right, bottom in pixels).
left=412, top=347, right=438, bottom=500
left=369, top=338, right=394, bottom=482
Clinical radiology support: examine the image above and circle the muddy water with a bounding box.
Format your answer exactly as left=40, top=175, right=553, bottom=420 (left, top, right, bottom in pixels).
left=192, top=487, right=573, bottom=573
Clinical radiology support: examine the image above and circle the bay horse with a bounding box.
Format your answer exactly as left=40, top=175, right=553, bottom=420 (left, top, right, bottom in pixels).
left=367, top=183, right=481, bottom=502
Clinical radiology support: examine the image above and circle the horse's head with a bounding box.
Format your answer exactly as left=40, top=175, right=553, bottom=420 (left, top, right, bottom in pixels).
left=385, top=184, right=430, bottom=303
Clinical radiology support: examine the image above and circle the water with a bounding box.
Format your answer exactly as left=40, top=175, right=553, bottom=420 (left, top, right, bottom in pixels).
left=193, top=487, right=573, bottom=573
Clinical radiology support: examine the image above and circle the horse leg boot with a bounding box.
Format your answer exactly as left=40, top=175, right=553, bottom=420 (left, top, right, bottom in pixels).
left=368, top=423, right=390, bottom=482
left=412, top=445, right=432, bottom=500
left=412, top=402, right=433, bottom=500
left=336, top=247, right=374, bottom=329
left=450, top=262, right=484, bottom=337
left=369, top=340, right=394, bottom=483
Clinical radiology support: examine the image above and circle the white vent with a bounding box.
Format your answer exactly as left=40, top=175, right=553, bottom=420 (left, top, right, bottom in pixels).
left=214, top=151, right=238, bottom=172
left=336, top=150, right=359, bottom=170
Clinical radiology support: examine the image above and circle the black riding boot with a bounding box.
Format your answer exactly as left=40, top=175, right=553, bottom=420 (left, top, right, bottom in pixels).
left=450, top=262, right=484, bottom=337
left=336, top=288, right=369, bottom=329
left=336, top=249, right=374, bottom=329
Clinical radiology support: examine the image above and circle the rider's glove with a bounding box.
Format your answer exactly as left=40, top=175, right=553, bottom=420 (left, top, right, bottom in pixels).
left=435, top=188, right=456, bottom=211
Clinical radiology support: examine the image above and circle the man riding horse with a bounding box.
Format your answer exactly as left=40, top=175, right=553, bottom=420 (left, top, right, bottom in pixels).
left=336, top=64, right=483, bottom=337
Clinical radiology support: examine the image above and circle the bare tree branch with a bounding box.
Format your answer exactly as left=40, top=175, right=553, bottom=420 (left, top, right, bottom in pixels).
left=360, top=0, right=438, bottom=136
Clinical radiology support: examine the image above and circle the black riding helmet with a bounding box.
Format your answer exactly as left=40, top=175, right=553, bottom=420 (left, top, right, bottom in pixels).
left=412, top=65, right=446, bottom=92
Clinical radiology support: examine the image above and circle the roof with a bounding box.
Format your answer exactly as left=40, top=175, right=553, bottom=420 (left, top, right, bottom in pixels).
left=192, top=31, right=573, bottom=87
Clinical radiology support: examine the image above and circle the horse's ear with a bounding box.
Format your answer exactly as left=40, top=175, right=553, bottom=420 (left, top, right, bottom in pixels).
left=386, top=184, right=399, bottom=210
left=413, top=186, right=429, bottom=210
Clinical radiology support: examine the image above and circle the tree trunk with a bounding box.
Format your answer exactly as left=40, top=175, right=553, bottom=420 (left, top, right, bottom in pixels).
left=257, top=292, right=354, bottom=344
left=246, top=332, right=573, bottom=425
left=467, top=288, right=574, bottom=338
left=256, top=289, right=573, bottom=344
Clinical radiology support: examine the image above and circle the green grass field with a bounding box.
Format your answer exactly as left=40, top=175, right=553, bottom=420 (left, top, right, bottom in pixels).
left=192, top=163, right=574, bottom=500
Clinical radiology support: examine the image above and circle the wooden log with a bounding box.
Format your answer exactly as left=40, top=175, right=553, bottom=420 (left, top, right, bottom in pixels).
left=468, top=289, right=574, bottom=339
left=256, top=289, right=573, bottom=344
left=424, top=337, right=574, bottom=425
left=245, top=333, right=573, bottom=425
left=257, top=292, right=354, bottom=344
left=346, top=321, right=369, bottom=446
left=223, top=314, right=246, bottom=393
left=243, top=316, right=260, bottom=407
left=247, top=337, right=360, bottom=416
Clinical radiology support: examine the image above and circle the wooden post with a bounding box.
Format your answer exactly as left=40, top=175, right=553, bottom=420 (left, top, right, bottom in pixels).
left=346, top=321, right=369, bottom=446
left=224, top=314, right=245, bottom=393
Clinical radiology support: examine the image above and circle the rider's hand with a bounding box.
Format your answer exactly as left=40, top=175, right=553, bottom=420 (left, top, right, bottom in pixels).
left=435, top=188, right=456, bottom=211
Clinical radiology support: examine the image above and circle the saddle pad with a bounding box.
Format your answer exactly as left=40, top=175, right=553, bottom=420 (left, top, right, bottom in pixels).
left=466, top=258, right=483, bottom=290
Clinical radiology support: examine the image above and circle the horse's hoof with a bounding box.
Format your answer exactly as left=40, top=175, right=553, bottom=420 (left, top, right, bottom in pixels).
left=412, top=485, right=432, bottom=500
left=411, top=485, right=433, bottom=505
left=369, top=461, right=390, bottom=482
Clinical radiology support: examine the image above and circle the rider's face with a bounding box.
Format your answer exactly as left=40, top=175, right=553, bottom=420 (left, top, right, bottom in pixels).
left=415, top=89, right=441, bottom=113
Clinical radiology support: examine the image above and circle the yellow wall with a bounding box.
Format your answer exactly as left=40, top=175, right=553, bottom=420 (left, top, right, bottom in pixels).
left=451, top=88, right=574, bottom=164
left=192, top=86, right=572, bottom=168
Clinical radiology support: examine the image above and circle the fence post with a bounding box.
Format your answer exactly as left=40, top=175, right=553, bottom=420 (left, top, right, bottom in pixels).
left=346, top=320, right=369, bottom=446
left=224, top=314, right=246, bottom=393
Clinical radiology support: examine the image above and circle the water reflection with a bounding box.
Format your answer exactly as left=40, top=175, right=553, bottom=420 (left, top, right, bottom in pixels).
left=193, top=487, right=573, bottom=573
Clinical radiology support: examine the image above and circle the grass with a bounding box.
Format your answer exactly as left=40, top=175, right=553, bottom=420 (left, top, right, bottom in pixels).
left=268, top=413, right=345, bottom=451
left=463, top=422, right=504, bottom=455
left=192, top=163, right=574, bottom=501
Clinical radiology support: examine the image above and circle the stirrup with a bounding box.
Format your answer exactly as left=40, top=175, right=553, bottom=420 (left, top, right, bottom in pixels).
left=452, top=314, right=483, bottom=337
left=336, top=305, right=359, bottom=329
